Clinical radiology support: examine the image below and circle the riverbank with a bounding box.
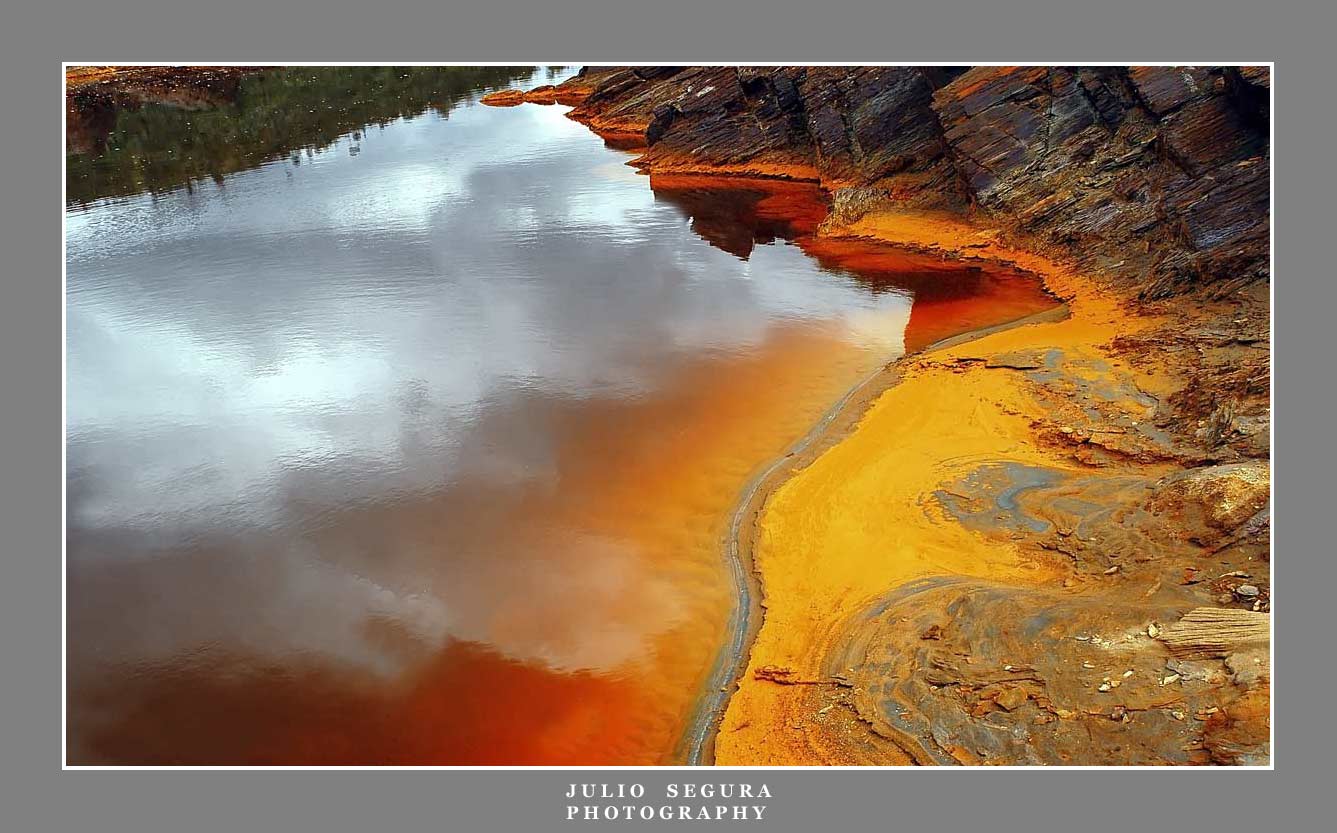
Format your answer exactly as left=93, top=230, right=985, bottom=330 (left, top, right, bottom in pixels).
left=718, top=213, right=1268, bottom=765
left=683, top=298, right=1071, bottom=766
left=66, top=66, right=263, bottom=156
left=717, top=211, right=1268, bottom=766
left=487, top=65, right=1271, bottom=765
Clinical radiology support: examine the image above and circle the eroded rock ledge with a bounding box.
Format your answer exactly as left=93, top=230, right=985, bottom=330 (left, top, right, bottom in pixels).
left=543, top=65, right=1268, bottom=484
left=556, top=65, right=1268, bottom=301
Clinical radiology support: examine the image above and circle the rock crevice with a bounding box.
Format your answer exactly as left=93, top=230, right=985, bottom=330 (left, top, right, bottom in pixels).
left=557, top=65, right=1269, bottom=299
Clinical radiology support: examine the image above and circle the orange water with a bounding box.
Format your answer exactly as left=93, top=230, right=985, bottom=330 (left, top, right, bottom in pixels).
left=66, top=73, right=1056, bottom=764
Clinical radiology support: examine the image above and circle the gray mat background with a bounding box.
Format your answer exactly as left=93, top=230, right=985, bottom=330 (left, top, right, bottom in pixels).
left=3, top=1, right=1330, bottom=830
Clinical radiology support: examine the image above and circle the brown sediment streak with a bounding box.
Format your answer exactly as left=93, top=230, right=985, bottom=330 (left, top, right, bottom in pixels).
left=635, top=158, right=823, bottom=183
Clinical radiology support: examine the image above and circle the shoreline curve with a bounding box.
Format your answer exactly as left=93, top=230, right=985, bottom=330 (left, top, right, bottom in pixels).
left=680, top=301, right=1070, bottom=765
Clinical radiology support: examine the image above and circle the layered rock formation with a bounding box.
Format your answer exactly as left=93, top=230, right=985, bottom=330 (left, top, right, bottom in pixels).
left=552, top=63, right=1270, bottom=480
left=565, top=66, right=969, bottom=201
left=932, top=66, right=1268, bottom=300
left=559, top=65, right=1269, bottom=300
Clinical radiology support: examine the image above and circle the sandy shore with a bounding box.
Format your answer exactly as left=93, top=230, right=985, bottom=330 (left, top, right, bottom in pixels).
left=682, top=295, right=1071, bottom=764
left=714, top=213, right=1162, bottom=764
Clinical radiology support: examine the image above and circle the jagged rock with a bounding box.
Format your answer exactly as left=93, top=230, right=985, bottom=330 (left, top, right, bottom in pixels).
left=931, top=66, right=1269, bottom=299
left=564, top=66, right=968, bottom=206
left=993, top=685, right=1029, bottom=711
left=795, top=66, right=965, bottom=199
left=480, top=84, right=591, bottom=107
left=1159, top=607, right=1270, bottom=658
left=1225, top=647, right=1270, bottom=689
left=1202, top=686, right=1270, bottom=765
left=1147, top=461, right=1270, bottom=542
left=555, top=64, right=1268, bottom=298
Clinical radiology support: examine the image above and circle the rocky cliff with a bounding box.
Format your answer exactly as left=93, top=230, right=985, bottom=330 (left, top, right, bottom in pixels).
left=561, top=65, right=1269, bottom=300
left=553, top=64, right=1271, bottom=460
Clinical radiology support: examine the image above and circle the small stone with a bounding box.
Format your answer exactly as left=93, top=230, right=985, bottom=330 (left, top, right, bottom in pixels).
left=1147, top=623, right=1161, bottom=639
left=1171, top=710, right=1186, bottom=721
left=1110, top=706, right=1128, bottom=721
left=1104, top=565, right=1121, bottom=575
left=1122, top=670, right=1135, bottom=678
left=1234, top=584, right=1261, bottom=598
left=1098, top=681, right=1112, bottom=692
left=994, top=686, right=1029, bottom=712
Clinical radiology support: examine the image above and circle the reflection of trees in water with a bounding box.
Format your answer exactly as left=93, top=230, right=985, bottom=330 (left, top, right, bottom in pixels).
left=66, top=66, right=536, bottom=206
left=66, top=69, right=249, bottom=158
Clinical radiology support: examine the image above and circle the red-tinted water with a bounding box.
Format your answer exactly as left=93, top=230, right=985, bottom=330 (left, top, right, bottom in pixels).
left=66, top=69, right=1056, bottom=765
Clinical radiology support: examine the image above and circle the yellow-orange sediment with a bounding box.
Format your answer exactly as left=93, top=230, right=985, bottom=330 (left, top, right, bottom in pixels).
left=715, top=210, right=1172, bottom=765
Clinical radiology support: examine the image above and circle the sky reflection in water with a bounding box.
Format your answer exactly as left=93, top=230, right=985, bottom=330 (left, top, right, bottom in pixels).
left=65, top=68, right=1044, bottom=764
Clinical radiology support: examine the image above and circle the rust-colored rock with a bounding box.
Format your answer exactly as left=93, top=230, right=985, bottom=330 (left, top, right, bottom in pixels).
left=556, top=65, right=1269, bottom=299
left=480, top=84, right=593, bottom=108
left=1147, top=461, right=1270, bottom=544
left=479, top=89, right=529, bottom=107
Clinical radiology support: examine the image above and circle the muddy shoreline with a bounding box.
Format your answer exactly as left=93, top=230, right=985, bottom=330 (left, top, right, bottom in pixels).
left=681, top=302, right=1071, bottom=765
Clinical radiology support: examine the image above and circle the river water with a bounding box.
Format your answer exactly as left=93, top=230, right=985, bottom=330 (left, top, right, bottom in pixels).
left=65, top=66, right=1054, bottom=764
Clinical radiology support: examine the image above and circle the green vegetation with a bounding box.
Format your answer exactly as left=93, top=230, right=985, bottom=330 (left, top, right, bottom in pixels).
left=67, top=66, right=536, bottom=205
